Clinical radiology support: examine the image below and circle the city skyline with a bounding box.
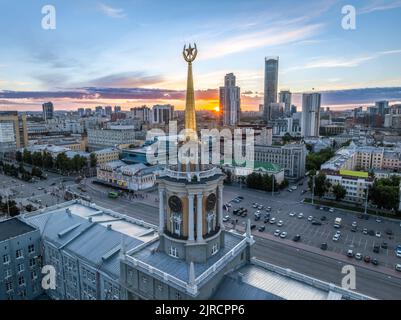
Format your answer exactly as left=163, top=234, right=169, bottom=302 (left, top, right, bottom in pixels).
left=1, top=0, right=401, bottom=111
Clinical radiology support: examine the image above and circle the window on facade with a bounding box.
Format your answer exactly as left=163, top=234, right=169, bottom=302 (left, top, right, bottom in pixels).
left=29, top=258, right=36, bottom=267
left=157, top=284, right=163, bottom=292
left=20, top=289, right=27, bottom=298
left=169, top=247, right=178, bottom=258
left=206, top=212, right=216, bottom=234
left=171, top=213, right=182, bottom=236
left=211, top=243, right=219, bottom=255
left=175, top=292, right=181, bottom=300
left=4, top=269, right=11, bottom=279
left=142, top=276, right=148, bottom=284
left=3, top=254, right=10, bottom=264
left=5, top=282, right=13, bottom=292
left=28, top=244, right=35, bottom=254
left=31, top=271, right=37, bottom=281
left=16, top=249, right=23, bottom=259
left=18, top=276, right=25, bottom=286
left=17, top=263, right=24, bottom=273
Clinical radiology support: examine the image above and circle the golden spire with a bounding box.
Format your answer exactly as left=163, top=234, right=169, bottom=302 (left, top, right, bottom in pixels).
left=183, top=43, right=197, bottom=134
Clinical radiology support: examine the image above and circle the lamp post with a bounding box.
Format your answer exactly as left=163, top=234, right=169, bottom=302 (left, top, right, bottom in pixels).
left=311, top=175, right=315, bottom=206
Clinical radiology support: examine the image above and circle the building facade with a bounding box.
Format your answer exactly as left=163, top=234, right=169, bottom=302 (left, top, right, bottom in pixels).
left=301, top=93, right=321, bottom=138
left=42, top=102, right=54, bottom=121
left=0, top=218, right=42, bottom=300
left=151, top=105, right=174, bottom=125
left=254, top=143, right=307, bottom=180
left=219, top=73, right=241, bottom=126
left=88, top=126, right=139, bottom=151
left=264, top=57, right=279, bottom=122
left=0, top=112, right=28, bottom=155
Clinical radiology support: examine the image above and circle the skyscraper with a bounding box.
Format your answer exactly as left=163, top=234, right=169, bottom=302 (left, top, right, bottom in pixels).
left=301, top=92, right=321, bottom=137
left=42, top=102, right=54, bottom=121
left=279, top=90, right=292, bottom=116
left=375, top=100, right=389, bottom=116
left=219, top=73, right=241, bottom=126
left=264, top=57, right=279, bottom=122
left=151, top=104, right=174, bottom=125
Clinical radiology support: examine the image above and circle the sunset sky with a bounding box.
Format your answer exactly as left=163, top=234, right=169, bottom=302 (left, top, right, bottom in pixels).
left=0, top=0, right=401, bottom=112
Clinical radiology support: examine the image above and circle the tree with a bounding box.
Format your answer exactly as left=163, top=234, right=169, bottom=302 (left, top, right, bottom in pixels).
left=16, top=150, right=22, bottom=162
left=32, top=152, right=43, bottom=167
left=222, top=169, right=232, bottom=185
left=90, top=153, right=97, bottom=168
left=42, top=151, right=53, bottom=169
left=22, top=149, right=32, bottom=164
left=306, top=148, right=335, bottom=171
left=332, top=184, right=347, bottom=201
left=31, top=166, right=42, bottom=178
left=309, top=172, right=330, bottom=198
left=369, top=176, right=400, bottom=211
left=55, top=153, right=69, bottom=171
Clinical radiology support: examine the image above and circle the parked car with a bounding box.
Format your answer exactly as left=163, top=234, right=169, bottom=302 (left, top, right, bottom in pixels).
left=269, top=218, right=276, bottom=224
left=320, top=216, right=327, bottom=221
left=258, top=225, right=266, bottom=232
left=274, top=229, right=281, bottom=236
left=298, top=213, right=304, bottom=219
left=364, top=255, right=371, bottom=263
left=332, top=234, right=340, bottom=241
left=352, top=221, right=357, bottom=227
left=375, top=231, right=382, bottom=238
left=329, top=208, right=334, bottom=213
left=396, top=264, right=401, bottom=272
left=289, top=211, right=296, bottom=217
left=264, top=218, right=269, bottom=224
left=362, top=228, right=368, bottom=235
left=223, top=215, right=230, bottom=222
left=280, top=232, right=287, bottom=239
left=320, top=243, right=328, bottom=250
left=385, top=229, right=393, bottom=236
left=396, top=245, right=401, bottom=258
left=277, top=220, right=284, bottom=227
left=355, top=253, right=363, bottom=260
left=347, top=249, right=354, bottom=257
left=311, top=220, right=322, bottom=226
left=307, top=216, right=313, bottom=221
left=376, top=217, right=382, bottom=223
left=351, top=226, right=357, bottom=232
left=372, top=258, right=379, bottom=266
left=373, top=245, right=380, bottom=253
left=367, top=230, right=375, bottom=236
left=250, top=224, right=256, bottom=230
left=293, top=234, right=301, bottom=242
left=381, top=242, right=388, bottom=249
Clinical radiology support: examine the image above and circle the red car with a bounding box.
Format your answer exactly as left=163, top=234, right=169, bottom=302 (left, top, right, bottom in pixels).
left=364, top=255, right=371, bottom=263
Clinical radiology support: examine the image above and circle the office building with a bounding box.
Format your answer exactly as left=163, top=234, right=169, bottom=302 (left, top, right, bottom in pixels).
left=87, top=125, right=139, bottom=151
left=301, top=92, right=321, bottom=137
left=105, top=106, right=113, bottom=116
left=151, top=104, right=174, bottom=125
left=219, top=73, right=241, bottom=126
left=279, top=91, right=292, bottom=116
left=254, top=143, right=307, bottom=180
left=0, top=218, right=42, bottom=300
left=0, top=111, right=28, bottom=154
left=77, top=108, right=85, bottom=117
left=114, top=106, right=122, bottom=113
left=42, top=102, right=54, bottom=121
left=263, top=57, right=279, bottom=122
left=95, top=106, right=104, bottom=116
left=130, top=106, right=151, bottom=123
left=375, top=101, right=389, bottom=116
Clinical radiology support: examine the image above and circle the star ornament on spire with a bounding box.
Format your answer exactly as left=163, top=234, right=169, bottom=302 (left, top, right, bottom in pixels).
left=183, top=43, right=198, bottom=63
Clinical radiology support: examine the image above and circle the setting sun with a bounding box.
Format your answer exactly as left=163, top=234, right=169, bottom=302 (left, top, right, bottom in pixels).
left=213, top=106, right=220, bottom=112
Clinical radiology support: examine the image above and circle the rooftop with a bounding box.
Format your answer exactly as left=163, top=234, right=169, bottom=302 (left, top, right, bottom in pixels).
left=0, top=218, right=37, bottom=242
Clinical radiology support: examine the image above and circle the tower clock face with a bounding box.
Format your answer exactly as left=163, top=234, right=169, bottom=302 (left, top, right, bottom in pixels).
left=168, top=196, right=182, bottom=213
left=206, top=193, right=217, bottom=211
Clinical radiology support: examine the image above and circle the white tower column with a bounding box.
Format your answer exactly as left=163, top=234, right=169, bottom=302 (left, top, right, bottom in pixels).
left=218, top=185, right=224, bottom=230
left=188, top=193, right=195, bottom=241
left=158, top=189, right=165, bottom=233
left=196, top=193, right=203, bottom=241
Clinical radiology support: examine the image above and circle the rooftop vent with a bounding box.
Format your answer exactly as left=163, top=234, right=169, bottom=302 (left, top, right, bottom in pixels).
left=66, top=208, right=72, bottom=216
left=107, top=224, right=112, bottom=230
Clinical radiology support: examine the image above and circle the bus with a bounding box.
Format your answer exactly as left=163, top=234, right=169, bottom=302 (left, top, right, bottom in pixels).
left=108, top=191, right=119, bottom=199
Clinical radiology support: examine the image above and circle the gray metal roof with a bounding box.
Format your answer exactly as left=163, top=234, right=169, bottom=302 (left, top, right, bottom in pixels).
left=0, top=218, right=36, bottom=242
left=214, top=264, right=330, bottom=300
left=130, top=232, right=244, bottom=283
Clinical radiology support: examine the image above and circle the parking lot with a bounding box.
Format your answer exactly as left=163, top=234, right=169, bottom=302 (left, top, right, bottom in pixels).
left=222, top=184, right=401, bottom=271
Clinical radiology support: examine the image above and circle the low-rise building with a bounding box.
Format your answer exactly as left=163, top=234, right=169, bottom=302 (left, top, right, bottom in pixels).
left=221, top=161, right=285, bottom=184
left=88, top=126, right=140, bottom=151
left=0, top=218, right=42, bottom=300
left=93, top=148, right=121, bottom=165
left=96, top=160, right=162, bottom=191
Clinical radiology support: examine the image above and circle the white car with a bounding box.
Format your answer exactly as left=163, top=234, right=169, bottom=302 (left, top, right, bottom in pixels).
left=289, top=211, right=296, bottom=217
left=376, top=218, right=382, bottom=223
left=223, top=215, right=230, bottom=222
left=269, top=218, right=276, bottom=224
left=375, top=232, right=382, bottom=238
left=298, top=213, right=304, bottom=219
left=336, top=230, right=341, bottom=235
left=280, top=232, right=287, bottom=238
left=396, top=264, right=401, bottom=272
left=329, top=208, right=334, bottom=213
left=332, top=234, right=340, bottom=241
left=352, top=221, right=357, bottom=227
left=277, top=220, right=284, bottom=227
left=355, top=253, right=363, bottom=260
left=274, top=229, right=281, bottom=236
left=307, top=216, right=313, bottom=221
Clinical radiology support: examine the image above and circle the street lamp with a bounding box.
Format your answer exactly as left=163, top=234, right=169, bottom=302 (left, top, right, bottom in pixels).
left=311, top=175, right=315, bottom=206
left=364, top=187, right=369, bottom=215
left=272, top=175, right=275, bottom=196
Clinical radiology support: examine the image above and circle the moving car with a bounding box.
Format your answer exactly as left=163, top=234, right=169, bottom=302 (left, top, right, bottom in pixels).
left=293, top=234, right=301, bottom=242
